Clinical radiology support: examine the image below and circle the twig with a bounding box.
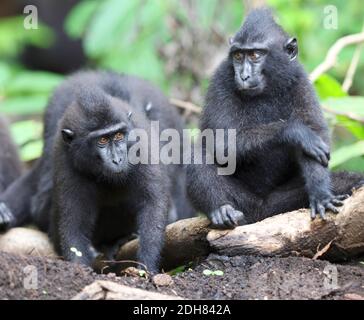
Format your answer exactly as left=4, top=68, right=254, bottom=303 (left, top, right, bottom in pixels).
left=342, top=24, right=364, bottom=92
left=322, top=105, right=364, bottom=124
left=170, top=98, right=201, bottom=114
left=310, top=32, right=364, bottom=82
left=313, top=239, right=335, bottom=260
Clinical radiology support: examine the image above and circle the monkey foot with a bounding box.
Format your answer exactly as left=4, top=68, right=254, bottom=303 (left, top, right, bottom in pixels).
left=210, top=204, right=247, bottom=229
left=310, top=194, right=349, bottom=220
left=0, top=202, right=14, bottom=231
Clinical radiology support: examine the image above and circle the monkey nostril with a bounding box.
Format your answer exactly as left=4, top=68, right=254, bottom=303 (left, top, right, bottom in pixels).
left=241, top=75, right=250, bottom=82
left=112, top=159, right=118, bottom=165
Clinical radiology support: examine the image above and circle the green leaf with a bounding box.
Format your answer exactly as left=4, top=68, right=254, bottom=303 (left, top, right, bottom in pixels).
left=138, top=270, right=147, bottom=278
left=64, top=0, right=100, bottom=39
left=323, top=96, right=364, bottom=139
left=84, top=0, right=140, bottom=58
left=0, top=95, right=48, bottom=115
left=168, top=265, right=186, bottom=276
left=330, top=141, right=364, bottom=168
left=314, top=74, right=347, bottom=100
left=10, top=120, right=43, bottom=146
left=203, top=269, right=213, bottom=276
left=213, top=270, right=224, bottom=276
left=0, top=17, right=54, bottom=57
left=0, top=62, right=13, bottom=91
left=19, top=140, right=43, bottom=162
left=323, top=96, right=364, bottom=117
left=4, top=71, right=63, bottom=96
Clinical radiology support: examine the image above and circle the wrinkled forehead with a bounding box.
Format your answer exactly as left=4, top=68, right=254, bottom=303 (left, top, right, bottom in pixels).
left=76, top=103, right=129, bottom=135
left=233, top=27, right=286, bottom=49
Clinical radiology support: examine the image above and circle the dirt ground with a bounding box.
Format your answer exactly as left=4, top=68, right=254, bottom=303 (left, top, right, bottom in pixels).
left=0, top=251, right=363, bottom=300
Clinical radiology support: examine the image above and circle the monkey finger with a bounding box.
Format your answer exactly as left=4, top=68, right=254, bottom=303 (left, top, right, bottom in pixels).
left=310, top=205, right=317, bottom=220
left=0, top=203, right=13, bottom=226
left=317, top=204, right=326, bottom=220
left=325, top=203, right=339, bottom=214
left=335, top=194, right=350, bottom=201
left=317, top=149, right=329, bottom=167
left=331, top=199, right=344, bottom=207
left=234, top=210, right=247, bottom=225
left=225, top=207, right=238, bottom=227
left=211, top=216, right=218, bottom=226
left=214, top=211, right=225, bottom=228
left=210, top=212, right=220, bottom=227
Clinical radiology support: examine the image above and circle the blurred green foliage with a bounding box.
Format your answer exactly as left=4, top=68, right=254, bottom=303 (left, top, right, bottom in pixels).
left=0, top=0, right=363, bottom=172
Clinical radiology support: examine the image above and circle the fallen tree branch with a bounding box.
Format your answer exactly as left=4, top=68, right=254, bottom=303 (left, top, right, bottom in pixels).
left=310, top=32, right=364, bottom=82
left=72, top=280, right=182, bottom=300
left=2, top=189, right=364, bottom=271
left=117, top=187, right=364, bottom=269
left=117, top=217, right=211, bottom=271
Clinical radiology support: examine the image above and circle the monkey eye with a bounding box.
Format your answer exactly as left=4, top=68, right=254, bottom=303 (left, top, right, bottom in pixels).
left=114, top=132, right=125, bottom=141
left=98, top=137, right=109, bottom=145
left=247, top=51, right=261, bottom=62
left=233, top=51, right=243, bottom=62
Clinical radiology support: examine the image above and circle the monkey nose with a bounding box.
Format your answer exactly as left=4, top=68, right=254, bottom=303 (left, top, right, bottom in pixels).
left=112, top=158, right=122, bottom=165
left=241, top=75, right=250, bottom=82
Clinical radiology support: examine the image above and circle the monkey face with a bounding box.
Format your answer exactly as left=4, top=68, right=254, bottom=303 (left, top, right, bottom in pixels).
left=61, top=122, right=131, bottom=179
left=228, top=8, right=299, bottom=96
left=93, top=127, right=129, bottom=175
left=230, top=45, right=268, bottom=95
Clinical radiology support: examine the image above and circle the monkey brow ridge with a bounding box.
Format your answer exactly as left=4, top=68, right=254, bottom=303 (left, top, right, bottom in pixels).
left=88, top=123, right=127, bottom=138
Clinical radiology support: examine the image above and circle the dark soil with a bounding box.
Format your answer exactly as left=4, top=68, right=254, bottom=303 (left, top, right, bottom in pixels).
left=0, top=252, right=363, bottom=300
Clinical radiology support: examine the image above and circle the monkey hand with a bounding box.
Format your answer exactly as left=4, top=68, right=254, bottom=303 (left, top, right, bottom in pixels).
left=309, top=193, right=349, bottom=220
left=209, top=204, right=247, bottom=229
left=300, top=135, right=330, bottom=167
left=0, top=202, right=14, bottom=231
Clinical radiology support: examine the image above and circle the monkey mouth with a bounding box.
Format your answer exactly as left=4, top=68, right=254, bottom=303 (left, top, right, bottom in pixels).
left=239, top=84, right=260, bottom=91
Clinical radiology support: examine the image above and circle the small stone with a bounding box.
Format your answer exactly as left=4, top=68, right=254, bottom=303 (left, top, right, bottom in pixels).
left=152, top=273, right=173, bottom=287
left=121, top=267, right=145, bottom=278
left=107, top=272, right=117, bottom=278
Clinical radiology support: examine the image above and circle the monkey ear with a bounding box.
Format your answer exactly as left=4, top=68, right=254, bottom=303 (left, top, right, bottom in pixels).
left=228, top=37, right=234, bottom=46
left=285, top=37, right=298, bottom=61
left=61, top=129, right=75, bottom=143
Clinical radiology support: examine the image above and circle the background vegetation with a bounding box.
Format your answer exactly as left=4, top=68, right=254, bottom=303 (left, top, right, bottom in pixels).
left=0, top=0, right=363, bottom=172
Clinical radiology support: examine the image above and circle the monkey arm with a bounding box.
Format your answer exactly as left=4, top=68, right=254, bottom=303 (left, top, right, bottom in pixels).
left=0, top=159, right=42, bottom=229
left=187, top=144, right=262, bottom=228
left=134, top=166, right=170, bottom=273
left=53, top=170, right=99, bottom=266
left=233, top=120, right=329, bottom=166
left=297, top=154, right=347, bottom=219
left=281, top=120, right=330, bottom=167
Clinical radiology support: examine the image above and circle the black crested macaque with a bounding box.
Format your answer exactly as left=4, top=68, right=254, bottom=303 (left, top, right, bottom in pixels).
left=0, top=116, right=22, bottom=227
left=187, top=8, right=364, bottom=228
left=0, top=71, right=194, bottom=272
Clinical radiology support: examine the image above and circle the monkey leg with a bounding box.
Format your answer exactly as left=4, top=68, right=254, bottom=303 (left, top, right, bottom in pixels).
left=187, top=162, right=262, bottom=228
left=253, top=178, right=309, bottom=222
left=170, top=166, right=195, bottom=221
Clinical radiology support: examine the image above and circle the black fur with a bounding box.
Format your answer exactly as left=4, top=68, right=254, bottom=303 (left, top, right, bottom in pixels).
left=187, top=8, right=364, bottom=228
left=0, top=116, right=22, bottom=193
left=0, top=71, right=194, bottom=272
left=0, top=116, right=22, bottom=228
